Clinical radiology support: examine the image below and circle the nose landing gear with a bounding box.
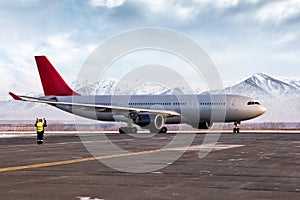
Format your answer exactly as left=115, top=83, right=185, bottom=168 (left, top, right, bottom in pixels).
left=233, top=121, right=240, bottom=133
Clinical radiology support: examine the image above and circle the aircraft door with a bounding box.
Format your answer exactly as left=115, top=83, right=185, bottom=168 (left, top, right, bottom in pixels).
left=230, top=98, right=238, bottom=110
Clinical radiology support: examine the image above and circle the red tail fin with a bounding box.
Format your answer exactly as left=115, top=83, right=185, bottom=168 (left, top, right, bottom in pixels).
left=35, top=56, right=80, bottom=96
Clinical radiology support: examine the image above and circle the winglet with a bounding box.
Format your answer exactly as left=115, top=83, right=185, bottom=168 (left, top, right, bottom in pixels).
left=8, top=92, right=23, bottom=100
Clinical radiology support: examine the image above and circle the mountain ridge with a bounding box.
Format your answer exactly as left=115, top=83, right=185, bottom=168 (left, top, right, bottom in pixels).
left=225, top=73, right=299, bottom=98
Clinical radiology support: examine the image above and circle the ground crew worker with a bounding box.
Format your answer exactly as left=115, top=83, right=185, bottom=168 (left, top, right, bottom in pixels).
left=35, top=118, right=47, bottom=144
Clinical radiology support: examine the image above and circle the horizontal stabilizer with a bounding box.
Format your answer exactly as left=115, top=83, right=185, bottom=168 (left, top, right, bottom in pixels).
left=8, top=92, right=22, bottom=100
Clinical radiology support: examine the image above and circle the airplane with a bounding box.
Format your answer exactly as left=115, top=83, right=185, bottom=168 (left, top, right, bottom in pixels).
left=9, top=56, right=266, bottom=134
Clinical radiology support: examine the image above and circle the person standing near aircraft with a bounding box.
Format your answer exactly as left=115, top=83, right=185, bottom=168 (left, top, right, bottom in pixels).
left=35, top=118, right=47, bottom=144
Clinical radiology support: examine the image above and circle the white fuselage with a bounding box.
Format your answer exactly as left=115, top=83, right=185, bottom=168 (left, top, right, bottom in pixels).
left=51, top=94, right=266, bottom=128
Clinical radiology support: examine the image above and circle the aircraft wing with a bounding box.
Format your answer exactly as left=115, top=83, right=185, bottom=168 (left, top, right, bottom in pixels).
left=9, top=92, right=180, bottom=117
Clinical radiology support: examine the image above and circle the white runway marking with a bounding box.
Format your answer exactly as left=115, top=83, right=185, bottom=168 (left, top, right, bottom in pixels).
left=166, top=144, right=244, bottom=151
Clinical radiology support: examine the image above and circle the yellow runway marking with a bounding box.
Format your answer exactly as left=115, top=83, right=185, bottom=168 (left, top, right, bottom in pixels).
left=0, top=149, right=162, bottom=173
left=0, top=143, right=241, bottom=173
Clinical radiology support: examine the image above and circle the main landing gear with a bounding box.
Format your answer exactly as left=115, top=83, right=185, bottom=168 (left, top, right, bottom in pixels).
left=149, top=126, right=168, bottom=133
left=233, top=121, right=240, bottom=133
left=118, top=113, right=168, bottom=134
left=119, top=126, right=137, bottom=134
left=118, top=126, right=168, bottom=134
left=159, top=126, right=168, bottom=133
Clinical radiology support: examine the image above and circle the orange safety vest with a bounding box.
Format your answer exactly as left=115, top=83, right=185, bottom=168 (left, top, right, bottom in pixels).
left=36, top=122, right=44, bottom=132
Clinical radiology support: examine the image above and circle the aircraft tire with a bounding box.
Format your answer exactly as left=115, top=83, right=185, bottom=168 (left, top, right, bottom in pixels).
left=119, top=127, right=126, bottom=134
left=119, top=127, right=137, bottom=134
left=159, top=126, right=168, bottom=133
left=233, top=127, right=237, bottom=133
left=233, top=127, right=240, bottom=134
left=131, top=127, right=138, bottom=134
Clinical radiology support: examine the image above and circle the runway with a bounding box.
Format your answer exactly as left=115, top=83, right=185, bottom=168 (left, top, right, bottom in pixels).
left=0, top=131, right=299, bottom=200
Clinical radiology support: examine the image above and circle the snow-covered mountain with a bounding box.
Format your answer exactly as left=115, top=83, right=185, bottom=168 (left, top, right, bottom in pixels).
left=73, top=78, right=196, bottom=95
left=0, top=100, right=76, bottom=121
left=225, top=73, right=299, bottom=98
left=225, top=73, right=300, bottom=122
left=72, top=78, right=119, bottom=95
left=285, top=80, right=300, bottom=90
left=1, top=73, right=299, bottom=122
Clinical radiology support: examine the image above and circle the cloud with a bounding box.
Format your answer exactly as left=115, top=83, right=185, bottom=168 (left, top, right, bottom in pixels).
left=89, top=0, right=126, bottom=8
left=141, top=0, right=190, bottom=18
left=0, top=0, right=299, bottom=101
left=256, top=0, right=300, bottom=24
left=0, top=30, right=94, bottom=100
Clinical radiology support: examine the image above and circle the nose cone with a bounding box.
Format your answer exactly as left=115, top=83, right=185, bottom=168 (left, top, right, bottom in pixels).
left=258, top=106, right=267, bottom=116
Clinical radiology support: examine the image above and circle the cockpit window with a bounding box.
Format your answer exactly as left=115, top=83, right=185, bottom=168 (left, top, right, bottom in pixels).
left=247, top=101, right=260, bottom=105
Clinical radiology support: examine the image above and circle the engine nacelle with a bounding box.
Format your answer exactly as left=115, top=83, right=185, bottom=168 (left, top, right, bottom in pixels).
left=134, top=113, right=165, bottom=130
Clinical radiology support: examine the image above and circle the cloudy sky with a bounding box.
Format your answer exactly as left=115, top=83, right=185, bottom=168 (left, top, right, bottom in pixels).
left=1, top=0, right=299, bottom=100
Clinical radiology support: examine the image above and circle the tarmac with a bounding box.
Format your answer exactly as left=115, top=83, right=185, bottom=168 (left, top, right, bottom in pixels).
left=0, top=131, right=300, bottom=200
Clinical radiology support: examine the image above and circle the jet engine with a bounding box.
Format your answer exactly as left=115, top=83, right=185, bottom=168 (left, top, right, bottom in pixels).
left=134, top=113, right=165, bottom=131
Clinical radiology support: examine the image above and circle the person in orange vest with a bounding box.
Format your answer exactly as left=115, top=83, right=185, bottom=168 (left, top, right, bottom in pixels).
left=35, top=118, right=47, bottom=144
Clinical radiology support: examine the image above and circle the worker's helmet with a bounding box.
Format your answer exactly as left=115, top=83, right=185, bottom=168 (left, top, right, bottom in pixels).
left=38, top=118, right=43, bottom=122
